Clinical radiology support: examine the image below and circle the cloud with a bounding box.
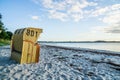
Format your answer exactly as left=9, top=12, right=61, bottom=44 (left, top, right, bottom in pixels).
left=32, top=0, right=97, bottom=22
left=91, top=4, right=120, bottom=17
left=91, top=7, right=109, bottom=16
left=102, top=5, right=120, bottom=33
left=102, top=10, right=120, bottom=24
left=32, top=0, right=120, bottom=33
left=91, top=4, right=120, bottom=34
left=31, top=16, right=39, bottom=20
left=49, top=10, right=68, bottom=21
left=92, top=23, right=120, bottom=34
left=104, top=23, right=120, bottom=33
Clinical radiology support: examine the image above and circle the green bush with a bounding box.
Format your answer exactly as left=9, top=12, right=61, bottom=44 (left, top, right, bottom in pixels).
left=0, top=13, right=13, bottom=46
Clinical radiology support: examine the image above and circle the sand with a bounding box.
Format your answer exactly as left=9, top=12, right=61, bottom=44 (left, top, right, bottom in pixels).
left=0, top=45, right=120, bottom=80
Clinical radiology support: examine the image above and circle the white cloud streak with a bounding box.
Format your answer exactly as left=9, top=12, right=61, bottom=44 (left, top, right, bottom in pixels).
left=49, top=10, right=68, bottom=21
left=91, top=4, right=120, bottom=17
left=31, top=16, right=39, bottom=20
left=103, top=23, right=120, bottom=33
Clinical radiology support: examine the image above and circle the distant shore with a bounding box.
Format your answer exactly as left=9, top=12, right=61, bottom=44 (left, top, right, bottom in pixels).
left=38, top=40, right=120, bottom=43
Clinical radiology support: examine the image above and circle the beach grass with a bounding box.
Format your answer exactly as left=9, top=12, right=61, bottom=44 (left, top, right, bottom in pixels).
left=0, top=39, right=10, bottom=46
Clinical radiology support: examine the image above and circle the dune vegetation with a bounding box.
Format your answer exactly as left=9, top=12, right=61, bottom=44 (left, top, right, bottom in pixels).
left=0, top=14, right=12, bottom=46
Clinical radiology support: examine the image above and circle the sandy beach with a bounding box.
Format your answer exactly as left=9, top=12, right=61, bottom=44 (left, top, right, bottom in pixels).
left=0, top=45, right=120, bottom=80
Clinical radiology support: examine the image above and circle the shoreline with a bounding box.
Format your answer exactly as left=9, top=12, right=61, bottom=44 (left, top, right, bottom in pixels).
left=43, top=44, right=120, bottom=56
left=0, top=45, right=120, bottom=79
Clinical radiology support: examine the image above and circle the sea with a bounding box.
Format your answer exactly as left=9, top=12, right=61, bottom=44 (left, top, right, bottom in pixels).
left=41, top=42, right=120, bottom=53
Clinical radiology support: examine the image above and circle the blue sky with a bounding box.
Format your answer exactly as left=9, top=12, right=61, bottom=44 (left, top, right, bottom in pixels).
left=0, top=0, right=120, bottom=41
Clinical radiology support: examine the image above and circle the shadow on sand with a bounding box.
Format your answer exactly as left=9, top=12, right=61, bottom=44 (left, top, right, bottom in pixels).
left=0, top=56, right=17, bottom=66
left=0, top=47, right=18, bottom=66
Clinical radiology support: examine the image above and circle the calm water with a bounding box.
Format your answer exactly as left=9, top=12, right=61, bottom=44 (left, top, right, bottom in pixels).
left=42, top=43, right=120, bottom=52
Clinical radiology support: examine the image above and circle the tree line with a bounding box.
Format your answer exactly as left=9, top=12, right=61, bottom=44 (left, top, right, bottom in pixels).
left=0, top=14, right=13, bottom=40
